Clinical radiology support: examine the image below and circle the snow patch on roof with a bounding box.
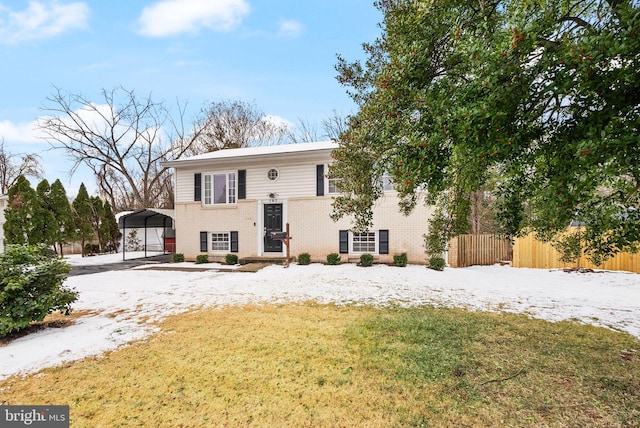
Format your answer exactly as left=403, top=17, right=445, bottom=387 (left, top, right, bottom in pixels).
left=168, top=140, right=338, bottom=164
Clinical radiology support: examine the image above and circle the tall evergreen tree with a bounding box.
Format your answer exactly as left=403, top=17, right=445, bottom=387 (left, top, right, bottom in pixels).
left=49, top=179, right=75, bottom=255
left=3, top=175, right=36, bottom=244
left=32, top=179, right=57, bottom=247
left=89, top=196, right=104, bottom=252
left=100, top=200, right=121, bottom=253
left=72, top=183, right=94, bottom=256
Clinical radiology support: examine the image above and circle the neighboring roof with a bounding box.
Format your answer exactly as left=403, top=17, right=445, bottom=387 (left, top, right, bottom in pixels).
left=162, top=140, right=338, bottom=168
left=117, top=208, right=175, bottom=229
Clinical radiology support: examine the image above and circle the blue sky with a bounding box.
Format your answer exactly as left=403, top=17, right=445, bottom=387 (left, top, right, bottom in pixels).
left=0, top=0, right=381, bottom=196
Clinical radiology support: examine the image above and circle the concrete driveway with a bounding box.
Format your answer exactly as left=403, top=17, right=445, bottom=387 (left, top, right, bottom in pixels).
left=68, top=254, right=173, bottom=276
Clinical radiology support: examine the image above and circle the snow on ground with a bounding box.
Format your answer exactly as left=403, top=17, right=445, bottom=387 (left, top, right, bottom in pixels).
left=1, top=256, right=640, bottom=380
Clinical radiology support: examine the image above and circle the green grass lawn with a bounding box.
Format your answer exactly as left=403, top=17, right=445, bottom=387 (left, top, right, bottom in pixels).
left=1, top=303, right=639, bottom=427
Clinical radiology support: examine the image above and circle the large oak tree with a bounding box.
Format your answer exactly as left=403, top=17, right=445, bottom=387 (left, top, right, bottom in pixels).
left=332, top=0, right=640, bottom=264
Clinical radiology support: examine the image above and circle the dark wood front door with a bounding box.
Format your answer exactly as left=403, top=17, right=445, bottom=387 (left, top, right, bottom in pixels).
left=264, top=203, right=283, bottom=252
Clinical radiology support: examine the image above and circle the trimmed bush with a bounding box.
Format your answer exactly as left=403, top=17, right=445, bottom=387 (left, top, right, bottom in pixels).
left=393, top=253, right=408, bottom=267
left=172, top=253, right=185, bottom=263
left=225, top=253, right=239, bottom=265
left=326, top=253, right=341, bottom=265
left=428, top=256, right=446, bottom=271
left=297, top=253, right=311, bottom=265
left=195, top=254, right=209, bottom=264
left=0, top=245, right=77, bottom=338
left=359, top=253, right=374, bottom=267
left=84, top=243, right=100, bottom=255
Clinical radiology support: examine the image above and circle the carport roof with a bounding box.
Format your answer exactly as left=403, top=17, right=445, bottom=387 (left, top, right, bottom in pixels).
left=117, top=208, right=174, bottom=229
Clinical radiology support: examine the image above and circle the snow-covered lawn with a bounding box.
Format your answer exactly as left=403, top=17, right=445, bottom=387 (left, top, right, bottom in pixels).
left=2, top=256, right=639, bottom=381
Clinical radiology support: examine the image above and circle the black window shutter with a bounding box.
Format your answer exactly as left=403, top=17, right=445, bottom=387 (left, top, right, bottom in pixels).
left=339, top=230, right=349, bottom=254
left=316, top=165, right=324, bottom=196
left=194, top=173, right=202, bottom=201
left=230, top=231, right=239, bottom=253
left=238, top=170, right=246, bottom=200
left=200, top=231, right=208, bottom=252
left=379, top=230, right=389, bottom=254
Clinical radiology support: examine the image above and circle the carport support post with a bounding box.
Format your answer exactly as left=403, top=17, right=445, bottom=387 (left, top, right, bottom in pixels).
left=122, top=217, right=127, bottom=261
left=144, top=215, right=148, bottom=258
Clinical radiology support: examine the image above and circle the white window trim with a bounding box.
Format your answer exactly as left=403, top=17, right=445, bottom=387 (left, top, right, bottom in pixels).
left=351, top=230, right=378, bottom=254
left=210, top=231, right=231, bottom=252
left=202, top=171, right=237, bottom=205
left=266, top=167, right=280, bottom=182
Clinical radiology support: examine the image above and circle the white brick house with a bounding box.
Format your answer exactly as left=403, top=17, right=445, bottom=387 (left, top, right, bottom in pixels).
left=163, top=141, right=433, bottom=264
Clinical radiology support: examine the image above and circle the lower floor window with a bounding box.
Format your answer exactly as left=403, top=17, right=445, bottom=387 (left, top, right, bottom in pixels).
left=352, top=232, right=376, bottom=253
left=211, top=232, right=230, bottom=251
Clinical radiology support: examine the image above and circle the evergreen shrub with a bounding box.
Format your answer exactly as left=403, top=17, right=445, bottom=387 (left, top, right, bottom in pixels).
left=359, top=253, right=374, bottom=267
left=393, top=253, right=408, bottom=267
left=297, top=253, right=311, bottom=265
left=326, top=253, right=341, bottom=265
left=0, top=245, right=77, bottom=338
left=225, top=254, right=239, bottom=265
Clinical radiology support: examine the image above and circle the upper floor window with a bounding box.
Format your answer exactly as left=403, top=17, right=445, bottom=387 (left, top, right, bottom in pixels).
left=381, top=172, right=395, bottom=192
left=328, top=177, right=343, bottom=194
left=203, top=172, right=236, bottom=205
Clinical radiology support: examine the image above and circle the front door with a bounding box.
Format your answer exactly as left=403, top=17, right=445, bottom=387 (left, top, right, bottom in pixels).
left=264, top=203, right=283, bottom=252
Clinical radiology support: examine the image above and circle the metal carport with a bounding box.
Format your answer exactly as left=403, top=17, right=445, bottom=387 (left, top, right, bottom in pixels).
left=118, top=208, right=175, bottom=260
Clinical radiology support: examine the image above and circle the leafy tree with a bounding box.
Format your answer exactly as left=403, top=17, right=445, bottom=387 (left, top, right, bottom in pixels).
left=0, top=245, right=76, bottom=338
left=332, top=0, right=640, bottom=264
left=49, top=179, right=75, bottom=255
left=3, top=175, right=37, bottom=245
left=72, top=183, right=94, bottom=256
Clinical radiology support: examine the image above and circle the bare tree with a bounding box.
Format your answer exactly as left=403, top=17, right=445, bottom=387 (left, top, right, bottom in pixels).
left=286, top=118, right=320, bottom=144
left=0, top=139, right=44, bottom=194
left=188, top=100, right=287, bottom=155
left=321, top=110, right=348, bottom=141
left=286, top=110, right=349, bottom=144
left=38, top=87, right=203, bottom=211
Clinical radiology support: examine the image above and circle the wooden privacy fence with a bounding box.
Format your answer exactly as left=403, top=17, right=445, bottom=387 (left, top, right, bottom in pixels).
left=513, top=232, right=640, bottom=273
left=448, top=234, right=513, bottom=268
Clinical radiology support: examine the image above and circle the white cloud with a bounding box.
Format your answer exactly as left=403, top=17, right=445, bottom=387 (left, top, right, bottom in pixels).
left=262, top=114, right=292, bottom=130
left=137, top=0, right=250, bottom=37
left=277, top=19, right=303, bottom=38
left=0, top=1, right=89, bottom=45
left=0, top=119, right=42, bottom=143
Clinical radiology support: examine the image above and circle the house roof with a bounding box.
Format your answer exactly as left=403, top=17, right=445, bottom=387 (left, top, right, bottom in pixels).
left=162, top=140, right=338, bottom=168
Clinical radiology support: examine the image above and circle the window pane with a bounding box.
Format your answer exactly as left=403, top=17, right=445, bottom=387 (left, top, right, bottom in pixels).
left=328, top=178, right=342, bottom=194
left=214, top=174, right=227, bottom=204
left=382, top=174, right=395, bottom=191
left=228, top=172, right=236, bottom=204
left=211, top=233, right=230, bottom=251
left=353, top=232, right=376, bottom=253
left=204, top=175, right=212, bottom=204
